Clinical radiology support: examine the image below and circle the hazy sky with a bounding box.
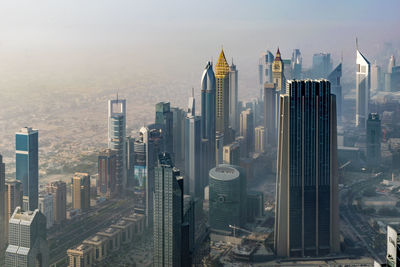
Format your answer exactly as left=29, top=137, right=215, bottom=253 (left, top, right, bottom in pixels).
left=0, top=0, right=399, bottom=99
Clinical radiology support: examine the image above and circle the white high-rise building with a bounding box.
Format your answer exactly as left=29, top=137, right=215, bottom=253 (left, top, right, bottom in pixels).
left=108, top=99, right=127, bottom=191
left=5, top=207, right=49, bottom=267
left=356, top=43, right=371, bottom=128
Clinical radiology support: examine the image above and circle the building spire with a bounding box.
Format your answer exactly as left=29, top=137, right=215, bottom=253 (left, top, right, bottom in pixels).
left=356, top=37, right=359, bottom=51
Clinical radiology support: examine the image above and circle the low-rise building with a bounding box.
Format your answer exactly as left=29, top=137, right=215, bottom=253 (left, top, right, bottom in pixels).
left=97, top=227, right=121, bottom=252
left=111, top=219, right=134, bottom=244
left=123, top=213, right=145, bottom=235
left=82, top=235, right=109, bottom=263
left=67, top=244, right=94, bottom=267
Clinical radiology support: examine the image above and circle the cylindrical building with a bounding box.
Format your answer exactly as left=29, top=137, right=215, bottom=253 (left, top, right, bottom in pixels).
left=209, top=164, right=246, bottom=233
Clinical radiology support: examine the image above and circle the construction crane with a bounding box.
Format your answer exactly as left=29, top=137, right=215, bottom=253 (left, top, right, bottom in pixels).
left=228, top=225, right=269, bottom=243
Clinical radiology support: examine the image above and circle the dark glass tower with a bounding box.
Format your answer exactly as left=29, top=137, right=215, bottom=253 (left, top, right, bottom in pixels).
left=16, top=127, right=39, bottom=211
left=201, top=61, right=216, bottom=185
left=275, top=80, right=339, bottom=257
left=153, top=153, right=184, bottom=267
left=155, top=102, right=174, bottom=156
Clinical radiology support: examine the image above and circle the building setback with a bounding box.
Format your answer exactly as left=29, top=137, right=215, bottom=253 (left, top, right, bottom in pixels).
left=274, top=80, right=339, bottom=257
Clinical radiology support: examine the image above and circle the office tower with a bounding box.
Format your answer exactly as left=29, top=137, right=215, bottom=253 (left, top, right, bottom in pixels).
left=223, top=141, right=240, bottom=166
left=108, top=99, right=127, bottom=192
left=291, top=49, right=302, bottom=79
left=97, top=149, right=117, bottom=198
left=371, top=63, right=382, bottom=92
left=312, top=53, right=332, bottom=78
left=134, top=126, right=155, bottom=228
left=5, top=179, right=23, bottom=219
left=185, top=95, right=202, bottom=199
left=240, top=108, right=254, bottom=155
left=356, top=43, right=371, bottom=128
left=0, top=155, right=5, bottom=255
left=153, top=153, right=184, bottom=267
left=272, top=48, right=285, bottom=92
left=254, top=126, right=266, bottom=153
left=126, top=136, right=135, bottom=187
left=5, top=207, right=48, bottom=267
left=16, top=127, right=38, bottom=211
left=155, top=102, right=174, bottom=155
left=171, top=107, right=185, bottom=167
left=275, top=80, right=339, bottom=257
left=388, top=55, right=396, bottom=73
left=247, top=191, right=264, bottom=222
left=264, top=83, right=278, bottom=147
left=38, top=193, right=54, bottom=229
left=367, top=113, right=381, bottom=168
left=387, top=225, right=399, bottom=267
left=209, top=164, right=246, bottom=233
left=328, top=63, right=342, bottom=124
left=259, top=51, right=274, bottom=97
left=46, top=181, right=66, bottom=223
left=215, top=133, right=224, bottom=165
left=201, top=61, right=216, bottom=174
left=215, top=49, right=230, bottom=134
left=229, top=62, right=239, bottom=133
left=72, top=172, right=90, bottom=212
left=391, top=66, right=400, bottom=92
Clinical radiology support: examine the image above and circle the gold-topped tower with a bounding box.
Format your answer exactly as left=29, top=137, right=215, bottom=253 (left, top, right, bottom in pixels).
left=215, top=49, right=230, bottom=134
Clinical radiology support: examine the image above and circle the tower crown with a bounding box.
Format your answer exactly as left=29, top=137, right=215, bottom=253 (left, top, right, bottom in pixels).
left=274, top=47, right=282, bottom=61
left=215, top=49, right=229, bottom=77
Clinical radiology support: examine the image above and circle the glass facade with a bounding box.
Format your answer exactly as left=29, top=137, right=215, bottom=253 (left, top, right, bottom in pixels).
left=16, top=128, right=38, bottom=211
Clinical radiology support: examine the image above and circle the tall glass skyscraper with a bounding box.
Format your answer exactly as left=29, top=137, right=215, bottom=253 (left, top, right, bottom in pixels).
left=215, top=49, right=230, bottom=135
left=356, top=44, right=371, bottom=128
left=185, top=95, right=202, bottom=199
left=153, top=153, right=184, bottom=267
left=155, top=102, right=174, bottom=156
left=312, top=53, right=332, bottom=79
left=201, top=61, right=216, bottom=184
left=328, top=63, right=342, bottom=124
left=229, top=62, right=239, bottom=133
left=258, top=51, right=274, bottom=98
left=108, top=99, right=127, bottom=192
left=274, top=80, right=339, bottom=257
left=16, top=127, right=39, bottom=211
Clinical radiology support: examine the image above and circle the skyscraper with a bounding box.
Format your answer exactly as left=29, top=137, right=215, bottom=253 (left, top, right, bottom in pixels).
left=38, top=193, right=54, bottom=229
left=209, top=164, right=246, bottom=233
left=229, top=62, right=239, bottom=133
left=312, top=53, right=332, bottom=78
left=240, top=108, right=254, bottom=156
left=367, top=113, right=381, bottom=168
left=126, top=136, right=136, bottom=187
left=16, top=127, right=39, bottom=211
left=134, top=126, right=155, bottom=228
left=328, top=63, right=342, bottom=124
left=155, top=102, right=174, bottom=156
left=46, top=181, right=66, bottom=224
left=275, top=80, right=339, bottom=257
left=356, top=43, right=371, bottom=128
left=5, top=179, right=23, bottom=219
left=201, top=61, right=216, bottom=182
left=0, top=155, right=5, bottom=255
left=291, top=49, right=302, bottom=79
left=153, top=153, right=184, bottom=267
left=223, top=141, right=240, bottom=166
left=108, top=99, right=127, bottom=192
left=5, top=207, right=49, bottom=267
left=185, top=95, right=202, bottom=199
left=98, top=149, right=117, bottom=198
left=72, top=172, right=90, bottom=212
left=171, top=107, right=186, bottom=168
left=264, top=83, right=278, bottom=147
left=254, top=125, right=266, bottom=153
left=272, top=48, right=285, bottom=92
left=259, top=51, right=274, bottom=98
left=371, top=63, right=382, bottom=92
left=215, top=49, right=230, bottom=135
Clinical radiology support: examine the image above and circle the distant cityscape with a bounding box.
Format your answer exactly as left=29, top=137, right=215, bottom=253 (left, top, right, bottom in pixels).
left=1, top=37, right=400, bottom=267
